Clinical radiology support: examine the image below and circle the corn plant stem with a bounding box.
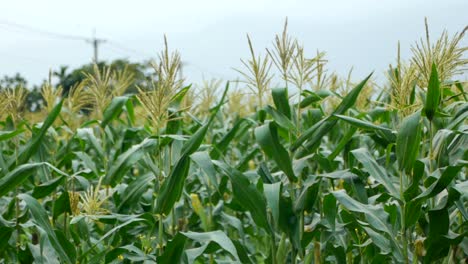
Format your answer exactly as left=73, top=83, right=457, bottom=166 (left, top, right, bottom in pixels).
left=314, top=183, right=325, bottom=263
left=158, top=154, right=165, bottom=255
left=270, top=234, right=278, bottom=264
left=429, top=121, right=434, bottom=173
left=292, top=248, right=298, bottom=264
left=207, top=184, right=214, bottom=263
left=354, top=229, right=365, bottom=264
left=412, top=248, right=419, bottom=264
left=168, top=145, right=177, bottom=236
left=428, top=121, right=436, bottom=209
left=152, top=127, right=165, bottom=256
left=15, top=187, right=20, bottom=257
left=460, top=212, right=464, bottom=238
left=288, top=182, right=298, bottom=264
left=288, top=84, right=306, bottom=261
left=314, top=240, right=321, bottom=264
left=400, top=170, right=409, bottom=264
left=207, top=185, right=213, bottom=231
left=295, top=83, right=306, bottom=260
left=158, top=213, right=164, bottom=256
left=296, top=85, right=303, bottom=135
left=258, top=90, right=264, bottom=110
left=63, top=211, right=68, bottom=239
left=346, top=251, right=353, bottom=263
left=101, top=126, right=110, bottom=199
left=13, top=134, right=20, bottom=260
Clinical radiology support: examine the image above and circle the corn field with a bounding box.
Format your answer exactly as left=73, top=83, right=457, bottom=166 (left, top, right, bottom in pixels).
left=0, top=21, right=467, bottom=263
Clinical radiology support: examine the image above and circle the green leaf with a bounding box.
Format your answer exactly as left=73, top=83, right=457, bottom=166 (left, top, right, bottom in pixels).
left=299, top=90, right=330, bottom=108
left=424, top=63, right=440, bottom=121
left=18, top=194, right=74, bottom=264
left=404, top=200, right=422, bottom=228
left=255, top=122, right=296, bottom=182
left=424, top=208, right=449, bottom=263
left=413, top=165, right=462, bottom=203
left=257, top=162, right=275, bottom=184
left=12, top=100, right=63, bottom=169
left=323, top=193, right=337, bottom=231
left=180, top=123, right=210, bottom=158
left=157, top=233, right=187, bottom=264
left=334, top=114, right=393, bottom=133
left=351, top=148, right=399, bottom=198
left=221, top=212, right=244, bottom=237
left=190, top=151, right=219, bottom=191
left=328, top=126, right=357, bottom=161
left=76, top=128, right=105, bottom=160
left=264, top=182, right=281, bottom=227
left=32, top=176, right=65, bottom=199
left=362, top=226, right=391, bottom=255
left=333, top=190, right=403, bottom=259
left=117, top=174, right=153, bottom=213
left=278, top=196, right=301, bottom=254
left=79, top=216, right=144, bottom=261
left=54, top=229, right=77, bottom=263
left=403, top=160, right=425, bottom=201
left=125, top=97, right=136, bottom=126
left=185, top=244, right=210, bottom=263
left=104, top=138, right=156, bottom=186
left=291, top=73, right=372, bottom=152
left=233, top=240, right=254, bottom=264
left=75, top=151, right=99, bottom=176
left=181, top=231, right=240, bottom=262
left=0, top=226, right=13, bottom=252
left=272, top=87, right=291, bottom=119
left=264, top=105, right=296, bottom=131
left=170, top=85, right=191, bottom=107
left=101, top=96, right=129, bottom=128
left=156, top=156, right=191, bottom=215
left=0, top=129, right=25, bottom=142
left=210, top=118, right=253, bottom=159
left=214, top=161, right=271, bottom=232
left=332, top=190, right=393, bottom=237
left=294, top=178, right=321, bottom=213
left=332, top=73, right=373, bottom=115
left=0, top=163, right=44, bottom=198
left=53, top=191, right=71, bottom=218
left=396, top=111, right=422, bottom=173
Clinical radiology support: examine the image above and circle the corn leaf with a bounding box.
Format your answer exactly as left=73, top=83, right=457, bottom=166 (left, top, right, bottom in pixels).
left=101, top=96, right=129, bottom=128
left=0, top=163, right=44, bottom=198
left=19, top=194, right=74, bottom=264
left=271, top=87, right=291, bottom=119
left=396, top=111, right=422, bottom=173
left=291, top=73, right=372, bottom=152
left=351, top=148, right=399, bottom=198
left=424, top=63, right=440, bottom=121
left=255, top=122, right=296, bottom=182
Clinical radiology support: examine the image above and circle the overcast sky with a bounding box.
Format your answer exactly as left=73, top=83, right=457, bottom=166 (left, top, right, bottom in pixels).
left=0, top=0, right=466, bottom=87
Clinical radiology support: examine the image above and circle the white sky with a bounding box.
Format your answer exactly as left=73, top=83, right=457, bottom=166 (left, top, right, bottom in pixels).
left=0, top=0, right=466, bottom=87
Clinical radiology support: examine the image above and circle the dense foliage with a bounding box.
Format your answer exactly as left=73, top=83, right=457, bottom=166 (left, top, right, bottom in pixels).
left=0, top=22, right=467, bottom=263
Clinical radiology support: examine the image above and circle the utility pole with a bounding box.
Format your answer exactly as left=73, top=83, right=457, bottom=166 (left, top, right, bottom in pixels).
left=86, top=29, right=106, bottom=63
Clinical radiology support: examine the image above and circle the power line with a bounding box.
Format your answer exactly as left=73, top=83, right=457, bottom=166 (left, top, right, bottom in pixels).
left=0, top=19, right=151, bottom=62
left=0, top=19, right=89, bottom=41
left=107, top=40, right=154, bottom=58
left=0, top=19, right=230, bottom=81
